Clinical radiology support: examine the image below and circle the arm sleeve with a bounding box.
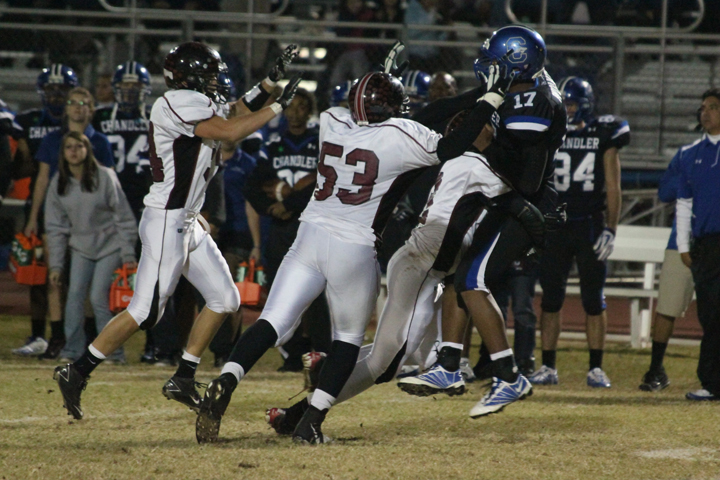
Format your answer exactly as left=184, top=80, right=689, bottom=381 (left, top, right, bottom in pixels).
left=44, top=179, right=70, bottom=272
left=436, top=100, right=498, bottom=162
left=93, top=134, right=116, bottom=168
left=282, top=181, right=315, bottom=213
left=411, top=86, right=485, bottom=128
left=106, top=169, right=139, bottom=263
left=676, top=198, right=693, bottom=253
left=243, top=156, right=276, bottom=214
left=658, top=151, right=681, bottom=203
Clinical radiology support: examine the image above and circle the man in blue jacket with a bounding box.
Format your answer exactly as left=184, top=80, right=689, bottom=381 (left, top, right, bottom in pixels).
left=674, top=88, right=720, bottom=401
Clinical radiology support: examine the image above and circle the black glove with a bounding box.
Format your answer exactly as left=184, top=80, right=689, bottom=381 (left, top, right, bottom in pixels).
left=544, top=203, right=567, bottom=232
left=277, top=74, right=303, bottom=109
left=268, top=44, right=299, bottom=83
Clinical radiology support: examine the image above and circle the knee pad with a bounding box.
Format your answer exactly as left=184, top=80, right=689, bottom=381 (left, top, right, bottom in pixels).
left=581, top=292, right=606, bottom=316
left=333, top=331, right=365, bottom=347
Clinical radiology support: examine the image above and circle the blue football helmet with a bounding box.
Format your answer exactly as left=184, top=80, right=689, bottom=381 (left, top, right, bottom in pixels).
left=217, top=71, right=237, bottom=103
left=112, top=61, right=152, bottom=108
left=330, top=80, right=354, bottom=108
left=36, top=64, right=80, bottom=116
left=400, top=70, right=430, bottom=115
left=558, top=76, right=594, bottom=125
left=474, top=26, right=546, bottom=83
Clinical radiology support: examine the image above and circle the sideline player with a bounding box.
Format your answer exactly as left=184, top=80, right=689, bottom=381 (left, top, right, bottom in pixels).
left=53, top=42, right=303, bottom=420
left=530, top=76, right=629, bottom=388
left=196, top=67, right=511, bottom=444
left=397, top=26, right=567, bottom=418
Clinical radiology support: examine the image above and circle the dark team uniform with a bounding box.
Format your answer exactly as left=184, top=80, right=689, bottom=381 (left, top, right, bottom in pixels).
left=92, top=106, right=153, bottom=221
left=539, top=115, right=630, bottom=315
left=451, top=72, right=567, bottom=293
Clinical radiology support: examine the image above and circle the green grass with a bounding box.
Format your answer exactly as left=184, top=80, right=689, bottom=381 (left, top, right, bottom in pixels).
left=1, top=314, right=719, bottom=480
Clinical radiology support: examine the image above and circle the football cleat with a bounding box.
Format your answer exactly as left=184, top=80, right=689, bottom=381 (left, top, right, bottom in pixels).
left=528, top=365, right=559, bottom=385
left=587, top=367, right=612, bottom=388
left=460, top=358, right=477, bottom=383
left=685, top=389, right=719, bottom=401
left=162, top=376, right=204, bottom=412
left=195, top=374, right=235, bottom=443
left=302, top=351, right=326, bottom=391
left=397, top=364, right=465, bottom=397
left=54, top=364, right=88, bottom=420
left=469, top=375, right=532, bottom=418
left=292, top=406, right=331, bottom=445
left=639, top=368, right=670, bottom=392
left=13, top=336, right=48, bottom=356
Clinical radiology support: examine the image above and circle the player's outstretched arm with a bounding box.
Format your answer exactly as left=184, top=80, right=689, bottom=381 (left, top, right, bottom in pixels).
left=196, top=75, right=302, bottom=143
left=235, top=44, right=300, bottom=116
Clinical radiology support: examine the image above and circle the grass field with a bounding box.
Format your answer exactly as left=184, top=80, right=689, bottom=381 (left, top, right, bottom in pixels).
left=1, top=313, right=719, bottom=480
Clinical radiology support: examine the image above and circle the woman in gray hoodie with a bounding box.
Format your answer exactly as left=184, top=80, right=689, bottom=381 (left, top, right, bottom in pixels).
left=45, top=131, right=138, bottom=362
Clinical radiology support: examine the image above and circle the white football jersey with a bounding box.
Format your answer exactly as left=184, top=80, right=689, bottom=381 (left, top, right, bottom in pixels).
left=409, top=153, right=511, bottom=266
left=300, top=107, right=442, bottom=246
left=144, top=90, right=221, bottom=213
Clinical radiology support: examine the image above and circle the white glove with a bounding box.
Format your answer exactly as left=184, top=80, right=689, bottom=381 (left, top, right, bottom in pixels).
left=593, top=227, right=615, bottom=261
left=478, top=63, right=511, bottom=109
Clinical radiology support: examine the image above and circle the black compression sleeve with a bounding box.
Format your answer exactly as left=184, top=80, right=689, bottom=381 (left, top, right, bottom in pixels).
left=412, top=86, right=485, bottom=128
left=436, top=100, right=495, bottom=162
left=242, top=82, right=272, bottom=112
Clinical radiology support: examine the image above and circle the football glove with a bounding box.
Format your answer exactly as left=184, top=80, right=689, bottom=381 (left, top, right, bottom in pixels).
left=268, top=44, right=299, bottom=83
left=383, top=41, right=409, bottom=78
left=277, top=74, right=303, bottom=109
left=593, top=227, right=615, bottom=261
left=544, top=203, right=567, bottom=232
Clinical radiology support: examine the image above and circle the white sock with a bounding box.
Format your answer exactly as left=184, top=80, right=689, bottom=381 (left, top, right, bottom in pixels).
left=89, top=344, right=106, bottom=360
left=490, top=348, right=513, bottom=361
left=221, top=362, right=245, bottom=383
left=182, top=350, right=201, bottom=364
left=309, top=389, right=336, bottom=411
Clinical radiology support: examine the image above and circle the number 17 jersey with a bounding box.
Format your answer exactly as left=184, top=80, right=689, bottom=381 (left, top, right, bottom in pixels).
left=300, top=107, right=443, bottom=247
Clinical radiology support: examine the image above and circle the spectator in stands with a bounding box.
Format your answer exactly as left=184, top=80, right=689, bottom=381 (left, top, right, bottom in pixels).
left=328, top=0, right=376, bottom=91
left=45, top=131, right=137, bottom=363
left=638, top=139, right=695, bottom=392
left=244, top=89, right=331, bottom=371
left=11, top=65, right=78, bottom=359
left=404, top=0, right=452, bottom=72
left=93, top=73, right=114, bottom=109
left=675, top=88, right=720, bottom=401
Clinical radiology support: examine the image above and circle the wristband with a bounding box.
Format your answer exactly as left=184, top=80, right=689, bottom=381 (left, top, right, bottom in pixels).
left=242, top=82, right=272, bottom=112
left=264, top=76, right=277, bottom=88
left=478, top=92, right=503, bottom=109
left=269, top=102, right=283, bottom=115
left=275, top=181, right=286, bottom=201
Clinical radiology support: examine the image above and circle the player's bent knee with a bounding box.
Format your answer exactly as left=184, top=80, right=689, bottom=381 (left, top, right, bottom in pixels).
left=207, top=289, right=241, bottom=315
left=582, top=297, right=606, bottom=316
left=541, top=300, right=563, bottom=314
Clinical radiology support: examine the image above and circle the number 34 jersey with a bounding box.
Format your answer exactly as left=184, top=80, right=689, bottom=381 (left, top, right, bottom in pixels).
left=553, top=115, right=630, bottom=217
left=300, top=107, right=443, bottom=247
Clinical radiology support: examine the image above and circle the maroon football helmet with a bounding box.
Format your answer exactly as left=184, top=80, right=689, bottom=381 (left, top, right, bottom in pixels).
left=348, top=72, right=406, bottom=125
left=163, top=42, right=225, bottom=100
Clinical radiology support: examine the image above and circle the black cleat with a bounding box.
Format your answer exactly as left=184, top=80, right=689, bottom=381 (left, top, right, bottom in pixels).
left=639, top=367, right=670, bottom=392
left=292, top=406, right=331, bottom=445
left=195, top=374, right=235, bottom=443
left=54, top=364, right=88, bottom=420
left=162, top=376, right=204, bottom=412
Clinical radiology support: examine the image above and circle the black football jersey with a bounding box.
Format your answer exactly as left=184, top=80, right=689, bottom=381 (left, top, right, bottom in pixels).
left=14, top=108, right=62, bottom=159
left=554, top=115, right=630, bottom=217
left=487, top=71, right=567, bottom=195
left=92, top=106, right=153, bottom=208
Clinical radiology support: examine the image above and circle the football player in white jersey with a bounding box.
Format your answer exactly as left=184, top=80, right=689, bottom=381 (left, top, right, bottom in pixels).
left=196, top=66, right=515, bottom=445
left=54, top=41, right=303, bottom=421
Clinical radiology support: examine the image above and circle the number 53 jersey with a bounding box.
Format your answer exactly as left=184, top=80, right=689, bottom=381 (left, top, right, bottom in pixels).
left=554, top=115, right=630, bottom=217
left=300, top=107, right=443, bottom=247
